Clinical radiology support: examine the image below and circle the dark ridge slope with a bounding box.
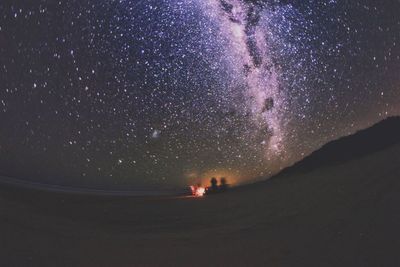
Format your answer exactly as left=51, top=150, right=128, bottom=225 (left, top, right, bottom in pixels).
left=280, top=116, right=400, bottom=175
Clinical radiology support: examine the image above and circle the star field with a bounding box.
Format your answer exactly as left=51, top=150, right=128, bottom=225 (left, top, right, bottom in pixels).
left=0, top=0, right=399, bottom=189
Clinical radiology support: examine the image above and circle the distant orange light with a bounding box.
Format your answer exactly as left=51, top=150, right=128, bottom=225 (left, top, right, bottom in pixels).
left=190, top=185, right=206, bottom=197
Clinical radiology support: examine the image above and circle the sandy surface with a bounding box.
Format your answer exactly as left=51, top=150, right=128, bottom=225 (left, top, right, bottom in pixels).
left=0, top=143, right=400, bottom=266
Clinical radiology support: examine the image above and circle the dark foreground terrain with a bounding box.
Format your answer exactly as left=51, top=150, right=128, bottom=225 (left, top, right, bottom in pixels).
left=1, top=118, right=400, bottom=266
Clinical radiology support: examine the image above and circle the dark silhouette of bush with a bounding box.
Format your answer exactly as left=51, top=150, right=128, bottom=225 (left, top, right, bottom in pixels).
left=220, top=177, right=228, bottom=191
left=210, top=177, right=218, bottom=190
left=205, top=177, right=219, bottom=195
left=205, top=177, right=230, bottom=195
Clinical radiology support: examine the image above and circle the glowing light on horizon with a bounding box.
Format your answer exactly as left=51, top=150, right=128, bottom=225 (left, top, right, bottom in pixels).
left=190, top=186, right=206, bottom=197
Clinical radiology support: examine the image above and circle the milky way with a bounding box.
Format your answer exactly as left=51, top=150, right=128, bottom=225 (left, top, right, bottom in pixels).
left=0, top=0, right=399, bottom=189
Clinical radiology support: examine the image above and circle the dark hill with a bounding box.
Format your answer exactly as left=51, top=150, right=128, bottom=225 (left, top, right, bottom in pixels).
left=280, top=116, right=400, bottom=175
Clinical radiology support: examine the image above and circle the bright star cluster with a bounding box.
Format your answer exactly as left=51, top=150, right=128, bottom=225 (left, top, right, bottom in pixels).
left=0, top=0, right=399, bottom=189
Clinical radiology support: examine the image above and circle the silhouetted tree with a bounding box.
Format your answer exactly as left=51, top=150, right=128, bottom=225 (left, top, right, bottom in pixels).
left=220, top=177, right=228, bottom=191
left=210, top=177, right=218, bottom=191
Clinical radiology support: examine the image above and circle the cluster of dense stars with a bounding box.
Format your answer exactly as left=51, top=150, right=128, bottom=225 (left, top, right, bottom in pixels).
left=0, top=0, right=399, bottom=189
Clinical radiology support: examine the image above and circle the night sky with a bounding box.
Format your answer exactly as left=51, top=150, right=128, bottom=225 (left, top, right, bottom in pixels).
left=0, top=0, right=399, bottom=189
